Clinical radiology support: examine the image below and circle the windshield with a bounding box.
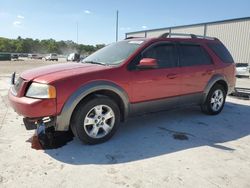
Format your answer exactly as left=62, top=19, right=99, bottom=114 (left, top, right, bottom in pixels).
left=82, top=40, right=144, bottom=65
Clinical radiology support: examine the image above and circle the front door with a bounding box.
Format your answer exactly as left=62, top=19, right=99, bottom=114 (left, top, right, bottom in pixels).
left=128, top=42, right=181, bottom=105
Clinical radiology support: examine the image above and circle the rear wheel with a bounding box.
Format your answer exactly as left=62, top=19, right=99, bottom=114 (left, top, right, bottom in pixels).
left=201, top=84, right=226, bottom=115
left=71, top=96, right=120, bottom=144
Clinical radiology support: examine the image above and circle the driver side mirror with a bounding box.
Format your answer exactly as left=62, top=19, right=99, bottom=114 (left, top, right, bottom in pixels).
left=137, top=58, right=158, bottom=69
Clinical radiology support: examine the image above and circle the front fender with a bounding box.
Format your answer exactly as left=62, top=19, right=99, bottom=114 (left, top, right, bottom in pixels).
left=55, top=81, right=129, bottom=131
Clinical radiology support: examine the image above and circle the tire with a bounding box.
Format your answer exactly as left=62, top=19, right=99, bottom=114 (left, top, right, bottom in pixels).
left=71, top=96, right=120, bottom=144
left=201, top=84, right=226, bottom=115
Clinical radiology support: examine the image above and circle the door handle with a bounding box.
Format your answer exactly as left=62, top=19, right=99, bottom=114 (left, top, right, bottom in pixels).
left=166, top=73, right=177, bottom=79
left=207, top=69, right=215, bottom=74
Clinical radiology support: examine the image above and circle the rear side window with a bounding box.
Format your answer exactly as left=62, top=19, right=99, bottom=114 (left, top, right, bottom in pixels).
left=207, top=43, right=234, bottom=63
left=179, top=44, right=212, bottom=67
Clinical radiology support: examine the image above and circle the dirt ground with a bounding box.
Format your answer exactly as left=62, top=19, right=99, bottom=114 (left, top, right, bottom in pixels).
left=0, top=58, right=67, bottom=75
left=0, top=60, right=250, bottom=188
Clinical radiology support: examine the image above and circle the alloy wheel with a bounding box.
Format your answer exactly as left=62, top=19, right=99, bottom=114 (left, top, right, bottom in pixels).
left=210, top=89, right=224, bottom=111
left=83, top=105, right=115, bottom=139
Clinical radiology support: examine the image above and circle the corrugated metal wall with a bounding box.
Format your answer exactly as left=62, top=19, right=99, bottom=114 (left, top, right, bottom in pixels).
left=206, top=20, right=250, bottom=63
left=126, top=18, right=250, bottom=64
left=126, top=32, right=145, bottom=38
left=146, top=29, right=170, bottom=38
left=171, top=25, right=204, bottom=35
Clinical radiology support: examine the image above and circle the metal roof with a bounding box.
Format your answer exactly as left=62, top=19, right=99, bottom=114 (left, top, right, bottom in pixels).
left=126, top=17, right=250, bottom=35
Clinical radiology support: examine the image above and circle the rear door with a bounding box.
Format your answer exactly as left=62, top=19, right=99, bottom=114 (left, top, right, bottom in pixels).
left=178, top=43, right=215, bottom=100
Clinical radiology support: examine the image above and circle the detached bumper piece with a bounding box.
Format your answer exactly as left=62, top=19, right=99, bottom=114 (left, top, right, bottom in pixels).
left=36, top=122, right=55, bottom=149
left=23, top=116, right=73, bottom=149
left=23, top=117, right=56, bottom=131
left=32, top=117, right=74, bottom=149
left=23, top=118, right=37, bottom=130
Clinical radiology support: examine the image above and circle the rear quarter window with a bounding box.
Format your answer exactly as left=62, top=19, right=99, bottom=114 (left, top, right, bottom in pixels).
left=179, top=44, right=212, bottom=67
left=207, top=43, right=234, bottom=64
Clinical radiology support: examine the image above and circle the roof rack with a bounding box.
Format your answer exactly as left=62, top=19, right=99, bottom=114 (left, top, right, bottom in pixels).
left=158, top=33, right=218, bottom=40
left=125, top=36, right=143, bottom=40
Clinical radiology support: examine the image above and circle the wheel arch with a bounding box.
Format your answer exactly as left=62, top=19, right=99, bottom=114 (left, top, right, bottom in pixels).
left=203, top=74, right=228, bottom=103
left=56, top=81, right=130, bottom=131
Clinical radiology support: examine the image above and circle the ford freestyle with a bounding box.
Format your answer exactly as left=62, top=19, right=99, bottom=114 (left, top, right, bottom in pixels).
left=8, top=33, right=236, bottom=145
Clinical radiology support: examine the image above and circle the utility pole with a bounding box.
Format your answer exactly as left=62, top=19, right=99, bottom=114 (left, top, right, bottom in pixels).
left=76, top=22, right=79, bottom=44
left=116, top=10, right=119, bottom=42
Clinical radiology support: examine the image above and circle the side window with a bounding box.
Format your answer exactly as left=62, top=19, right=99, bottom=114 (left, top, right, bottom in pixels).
left=179, top=44, right=212, bottom=67
left=142, top=44, right=177, bottom=68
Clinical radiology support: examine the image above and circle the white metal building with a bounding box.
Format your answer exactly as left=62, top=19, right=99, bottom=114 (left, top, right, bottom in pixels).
left=126, top=17, right=250, bottom=64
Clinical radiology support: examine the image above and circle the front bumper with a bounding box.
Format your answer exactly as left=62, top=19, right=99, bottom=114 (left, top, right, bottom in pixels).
left=8, top=89, right=57, bottom=118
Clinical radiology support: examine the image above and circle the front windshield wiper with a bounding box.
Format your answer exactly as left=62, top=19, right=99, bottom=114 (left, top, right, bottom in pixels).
left=83, top=61, right=107, bottom=66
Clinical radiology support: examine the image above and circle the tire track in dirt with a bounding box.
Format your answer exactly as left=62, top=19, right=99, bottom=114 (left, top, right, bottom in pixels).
left=0, top=76, right=10, bottom=129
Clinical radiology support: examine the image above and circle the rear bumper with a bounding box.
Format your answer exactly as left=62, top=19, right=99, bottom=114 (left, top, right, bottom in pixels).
left=8, top=89, right=57, bottom=118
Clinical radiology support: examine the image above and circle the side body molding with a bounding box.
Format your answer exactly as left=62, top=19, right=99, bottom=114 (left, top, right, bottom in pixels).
left=202, top=74, right=228, bottom=103
left=56, top=81, right=130, bottom=131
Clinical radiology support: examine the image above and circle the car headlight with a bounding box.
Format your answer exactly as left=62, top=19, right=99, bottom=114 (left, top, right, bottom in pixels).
left=26, top=82, right=56, bottom=99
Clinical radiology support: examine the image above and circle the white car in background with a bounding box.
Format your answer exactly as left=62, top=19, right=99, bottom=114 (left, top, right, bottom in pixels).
left=45, top=53, right=58, bottom=61
left=236, top=63, right=250, bottom=78
left=66, top=53, right=80, bottom=62
left=28, top=54, right=43, bottom=59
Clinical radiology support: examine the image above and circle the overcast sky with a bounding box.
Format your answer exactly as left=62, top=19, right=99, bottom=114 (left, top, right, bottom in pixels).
left=0, top=0, right=250, bottom=45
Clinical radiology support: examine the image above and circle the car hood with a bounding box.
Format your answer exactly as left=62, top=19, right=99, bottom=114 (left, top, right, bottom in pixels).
left=21, top=63, right=111, bottom=83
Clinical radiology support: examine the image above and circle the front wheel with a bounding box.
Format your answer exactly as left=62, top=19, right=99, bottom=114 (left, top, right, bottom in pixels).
left=201, top=84, right=226, bottom=115
left=71, top=96, right=120, bottom=144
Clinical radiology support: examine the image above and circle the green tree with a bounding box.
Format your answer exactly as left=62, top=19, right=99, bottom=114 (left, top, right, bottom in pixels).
left=0, top=36, right=106, bottom=54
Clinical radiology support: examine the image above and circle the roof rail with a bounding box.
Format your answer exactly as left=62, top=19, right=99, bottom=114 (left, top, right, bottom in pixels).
left=158, top=33, right=218, bottom=40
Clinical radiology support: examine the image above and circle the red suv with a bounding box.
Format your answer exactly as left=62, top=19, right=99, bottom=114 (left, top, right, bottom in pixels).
left=9, top=33, right=236, bottom=145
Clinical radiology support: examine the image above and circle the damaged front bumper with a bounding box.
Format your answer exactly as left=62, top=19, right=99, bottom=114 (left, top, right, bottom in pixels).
left=24, top=116, right=74, bottom=149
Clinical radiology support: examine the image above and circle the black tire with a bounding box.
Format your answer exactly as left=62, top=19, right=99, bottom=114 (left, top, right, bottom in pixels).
left=201, top=84, right=226, bottom=115
left=71, top=96, right=120, bottom=144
